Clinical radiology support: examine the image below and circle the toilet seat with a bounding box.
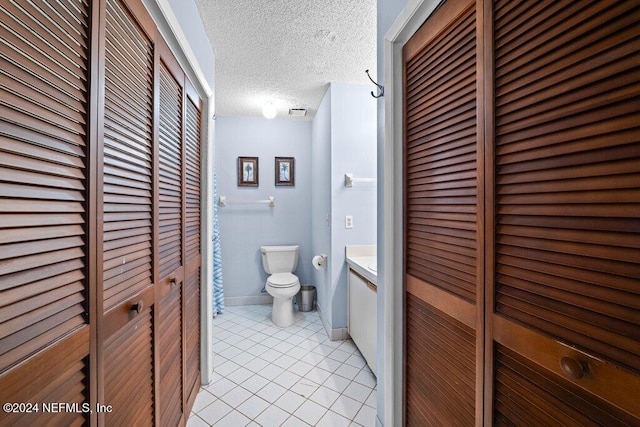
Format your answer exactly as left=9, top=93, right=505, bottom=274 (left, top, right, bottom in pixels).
left=267, top=273, right=299, bottom=288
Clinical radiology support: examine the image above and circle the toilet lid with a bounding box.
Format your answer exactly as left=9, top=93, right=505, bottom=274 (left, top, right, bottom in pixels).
left=267, top=273, right=299, bottom=287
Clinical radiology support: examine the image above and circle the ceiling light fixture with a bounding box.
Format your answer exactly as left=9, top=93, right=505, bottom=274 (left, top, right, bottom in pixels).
left=262, top=103, right=277, bottom=119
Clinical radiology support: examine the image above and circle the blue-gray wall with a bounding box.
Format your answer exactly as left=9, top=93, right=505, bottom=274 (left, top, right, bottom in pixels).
left=144, top=0, right=215, bottom=92
left=376, top=0, right=408, bottom=423
left=215, top=117, right=313, bottom=298
left=311, top=88, right=332, bottom=319
left=330, top=83, right=377, bottom=329
left=165, top=0, right=215, bottom=89
left=311, top=84, right=377, bottom=331
left=216, top=84, right=375, bottom=316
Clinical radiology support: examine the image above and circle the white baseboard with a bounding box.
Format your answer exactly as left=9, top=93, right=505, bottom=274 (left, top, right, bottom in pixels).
left=316, top=302, right=331, bottom=334
left=331, top=327, right=350, bottom=341
left=316, top=303, right=350, bottom=341
left=224, top=295, right=273, bottom=306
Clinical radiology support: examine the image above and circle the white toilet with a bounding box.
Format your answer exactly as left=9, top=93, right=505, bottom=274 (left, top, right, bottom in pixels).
left=261, top=245, right=301, bottom=327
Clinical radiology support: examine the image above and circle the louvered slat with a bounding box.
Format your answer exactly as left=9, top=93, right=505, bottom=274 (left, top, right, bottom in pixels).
left=494, top=344, right=636, bottom=426
left=406, top=294, right=475, bottom=426
left=104, top=309, right=154, bottom=426
left=494, top=0, right=640, bottom=373
left=185, top=269, right=200, bottom=396
left=405, top=4, right=477, bottom=303
left=184, top=93, right=201, bottom=409
left=0, top=0, right=89, bottom=373
left=159, top=284, right=183, bottom=425
left=0, top=327, right=89, bottom=426
left=103, top=0, right=153, bottom=311
left=185, top=98, right=201, bottom=262
left=158, top=64, right=182, bottom=278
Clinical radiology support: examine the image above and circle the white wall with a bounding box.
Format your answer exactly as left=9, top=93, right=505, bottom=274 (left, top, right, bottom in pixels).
left=215, top=117, right=313, bottom=299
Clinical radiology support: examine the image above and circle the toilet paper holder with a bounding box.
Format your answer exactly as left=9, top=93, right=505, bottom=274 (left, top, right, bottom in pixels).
left=312, top=254, right=327, bottom=270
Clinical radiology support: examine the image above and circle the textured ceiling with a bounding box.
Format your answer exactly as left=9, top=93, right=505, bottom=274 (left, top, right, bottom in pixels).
left=194, top=0, right=377, bottom=120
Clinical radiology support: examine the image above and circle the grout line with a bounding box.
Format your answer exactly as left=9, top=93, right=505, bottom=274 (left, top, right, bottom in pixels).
left=193, top=305, right=377, bottom=426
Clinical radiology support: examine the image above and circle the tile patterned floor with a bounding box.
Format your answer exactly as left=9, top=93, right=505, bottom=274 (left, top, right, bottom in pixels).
left=188, top=305, right=377, bottom=427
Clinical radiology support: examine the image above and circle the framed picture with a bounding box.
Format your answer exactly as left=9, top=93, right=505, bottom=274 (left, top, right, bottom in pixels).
left=275, top=157, right=295, bottom=186
left=238, top=156, right=258, bottom=186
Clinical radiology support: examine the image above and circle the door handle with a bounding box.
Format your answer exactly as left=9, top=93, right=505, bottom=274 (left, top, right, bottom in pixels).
left=560, top=356, right=585, bottom=380
left=130, top=300, right=144, bottom=315
left=366, top=281, right=377, bottom=293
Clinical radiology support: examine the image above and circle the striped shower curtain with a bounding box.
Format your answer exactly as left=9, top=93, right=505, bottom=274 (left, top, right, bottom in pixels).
left=212, top=172, right=225, bottom=316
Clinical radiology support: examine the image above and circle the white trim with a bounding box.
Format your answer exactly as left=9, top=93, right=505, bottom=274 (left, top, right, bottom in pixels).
left=317, top=303, right=350, bottom=341
left=152, top=0, right=213, bottom=98
left=225, top=295, right=273, bottom=306
left=381, top=1, right=443, bottom=425
left=317, top=302, right=331, bottom=335
left=200, top=100, right=215, bottom=385
left=330, top=327, right=349, bottom=341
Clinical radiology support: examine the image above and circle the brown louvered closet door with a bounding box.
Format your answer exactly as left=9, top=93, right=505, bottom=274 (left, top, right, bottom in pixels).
left=0, top=0, right=91, bottom=425
left=403, top=0, right=640, bottom=424
left=157, top=54, right=184, bottom=425
left=403, top=0, right=481, bottom=424
left=184, top=83, right=202, bottom=408
left=0, top=0, right=204, bottom=425
left=100, top=0, right=156, bottom=424
left=488, top=0, right=640, bottom=423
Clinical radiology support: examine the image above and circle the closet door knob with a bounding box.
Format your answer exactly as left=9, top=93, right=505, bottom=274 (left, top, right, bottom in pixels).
left=169, top=278, right=176, bottom=287
left=560, top=356, right=584, bottom=380
left=131, top=300, right=144, bottom=314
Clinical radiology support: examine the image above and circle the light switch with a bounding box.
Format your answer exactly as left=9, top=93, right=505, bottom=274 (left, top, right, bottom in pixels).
left=345, top=215, right=353, bottom=229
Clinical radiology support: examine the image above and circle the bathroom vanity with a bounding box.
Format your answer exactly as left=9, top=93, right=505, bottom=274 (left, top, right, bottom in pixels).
left=345, top=246, right=377, bottom=375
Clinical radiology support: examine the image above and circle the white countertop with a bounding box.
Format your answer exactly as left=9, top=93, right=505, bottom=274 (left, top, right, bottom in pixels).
left=346, top=255, right=377, bottom=286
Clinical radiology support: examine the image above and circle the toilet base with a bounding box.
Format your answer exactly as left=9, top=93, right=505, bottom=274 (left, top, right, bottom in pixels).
left=265, top=280, right=300, bottom=328
left=271, top=296, right=295, bottom=327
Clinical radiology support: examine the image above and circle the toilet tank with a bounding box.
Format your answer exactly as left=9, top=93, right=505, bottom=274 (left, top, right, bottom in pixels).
left=260, top=245, right=299, bottom=274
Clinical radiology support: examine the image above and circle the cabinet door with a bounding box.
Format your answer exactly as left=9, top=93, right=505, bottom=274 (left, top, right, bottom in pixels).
left=403, top=0, right=481, bottom=424
left=348, top=270, right=376, bottom=374
left=0, top=0, right=92, bottom=424
left=100, top=0, right=156, bottom=423
left=488, top=0, right=640, bottom=423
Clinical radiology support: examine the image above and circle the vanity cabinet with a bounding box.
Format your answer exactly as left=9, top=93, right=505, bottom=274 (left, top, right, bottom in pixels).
left=348, top=269, right=377, bottom=375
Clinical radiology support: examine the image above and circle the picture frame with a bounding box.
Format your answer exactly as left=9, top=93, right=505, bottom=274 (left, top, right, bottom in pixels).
left=238, top=156, right=259, bottom=186
left=275, top=157, right=295, bottom=186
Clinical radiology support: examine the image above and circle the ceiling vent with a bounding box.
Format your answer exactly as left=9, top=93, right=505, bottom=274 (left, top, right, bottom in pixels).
left=288, top=108, right=307, bottom=117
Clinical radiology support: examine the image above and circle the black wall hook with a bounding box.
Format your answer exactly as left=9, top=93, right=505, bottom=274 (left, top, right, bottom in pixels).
left=365, top=69, right=384, bottom=98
